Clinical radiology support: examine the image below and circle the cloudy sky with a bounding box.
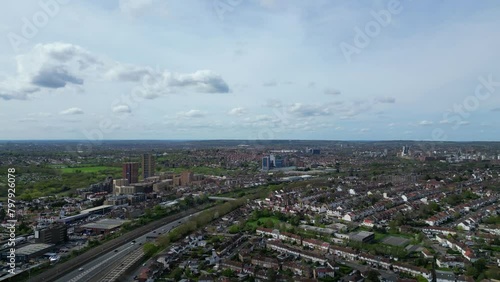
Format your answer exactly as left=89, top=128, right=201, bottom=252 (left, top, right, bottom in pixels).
left=1, top=0, right=500, bottom=141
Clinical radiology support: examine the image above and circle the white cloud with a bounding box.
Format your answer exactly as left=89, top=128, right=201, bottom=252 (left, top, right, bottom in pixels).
left=418, top=120, right=434, bottom=126
left=112, top=105, right=132, bottom=114
left=0, top=42, right=229, bottom=101
left=228, top=107, right=246, bottom=116
left=177, top=109, right=206, bottom=118
left=1, top=1, right=499, bottom=140
left=60, top=107, right=84, bottom=115
left=288, top=103, right=334, bottom=117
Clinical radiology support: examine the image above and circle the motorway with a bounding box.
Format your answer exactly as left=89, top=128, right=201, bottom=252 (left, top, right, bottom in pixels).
left=54, top=213, right=196, bottom=282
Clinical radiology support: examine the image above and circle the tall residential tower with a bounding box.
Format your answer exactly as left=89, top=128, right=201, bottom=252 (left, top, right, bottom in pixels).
left=122, top=162, right=139, bottom=184
left=141, top=154, right=156, bottom=179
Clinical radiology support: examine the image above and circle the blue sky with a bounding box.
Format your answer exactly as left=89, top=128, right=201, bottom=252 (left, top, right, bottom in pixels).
left=0, top=0, right=499, bottom=141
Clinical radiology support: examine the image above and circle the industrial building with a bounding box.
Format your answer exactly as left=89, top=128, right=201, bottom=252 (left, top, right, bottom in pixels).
left=79, top=218, right=128, bottom=235
left=1, top=243, right=55, bottom=263
left=57, top=205, right=113, bottom=224
left=35, top=224, right=68, bottom=245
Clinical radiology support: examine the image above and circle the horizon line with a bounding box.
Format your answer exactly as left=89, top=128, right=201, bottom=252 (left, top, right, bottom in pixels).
left=0, top=139, right=500, bottom=143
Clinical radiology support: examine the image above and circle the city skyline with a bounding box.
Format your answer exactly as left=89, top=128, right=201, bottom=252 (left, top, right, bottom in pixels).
left=1, top=0, right=500, bottom=141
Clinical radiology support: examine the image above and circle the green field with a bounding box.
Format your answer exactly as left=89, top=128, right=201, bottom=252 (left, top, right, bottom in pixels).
left=58, top=166, right=121, bottom=173
left=0, top=164, right=126, bottom=200
left=246, top=216, right=281, bottom=228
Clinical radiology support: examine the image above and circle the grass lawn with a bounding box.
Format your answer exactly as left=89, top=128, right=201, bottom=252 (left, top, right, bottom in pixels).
left=59, top=166, right=121, bottom=173
left=374, top=232, right=387, bottom=241
left=246, top=217, right=282, bottom=228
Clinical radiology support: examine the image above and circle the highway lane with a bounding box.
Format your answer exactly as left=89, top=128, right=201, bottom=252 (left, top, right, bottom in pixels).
left=55, top=213, right=195, bottom=282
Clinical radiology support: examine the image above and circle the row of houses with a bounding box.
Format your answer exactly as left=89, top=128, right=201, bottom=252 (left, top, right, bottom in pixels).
left=328, top=244, right=432, bottom=280
left=425, top=195, right=498, bottom=226
left=435, top=235, right=477, bottom=262
left=257, top=228, right=331, bottom=252
left=218, top=253, right=334, bottom=279
left=265, top=240, right=329, bottom=265
left=264, top=235, right=433, bottom=281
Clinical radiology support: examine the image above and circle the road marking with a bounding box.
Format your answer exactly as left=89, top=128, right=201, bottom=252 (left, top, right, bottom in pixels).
left=65, top=245, right=133, bottom=282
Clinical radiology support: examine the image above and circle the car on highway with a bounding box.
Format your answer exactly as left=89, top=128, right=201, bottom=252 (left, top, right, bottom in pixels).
left=114, top=249, right=118, bottom=252
left=78, top=267, right=84, bottom=271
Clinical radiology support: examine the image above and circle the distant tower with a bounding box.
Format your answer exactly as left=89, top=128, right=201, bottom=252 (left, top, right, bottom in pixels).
left=122, top=162, right=139, bottom=184
left=262, top=156, right=270, bottom=171
left=402, top=146, right=410, bottom=156
left=269, top=154, right=276, bottom=167
left=141, top=154, right=156, bottom=179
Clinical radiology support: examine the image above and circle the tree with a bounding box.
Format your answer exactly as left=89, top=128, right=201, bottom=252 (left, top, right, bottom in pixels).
left=266, top=268, right=277, bottom=281
left=228, top=224, right=240, bottom=234
left=221, top=268, right=235, bottom=277
left=171, top=268, right=183, bottom=281
left=473, top=258, right=487, bottom=274
left=18, top=221, right=31, bottom=234
left=143, top=242, right=159, bottom=258
left=366, top=270, right=380, bottom=282
left=264, top=219, right=275, bottom=229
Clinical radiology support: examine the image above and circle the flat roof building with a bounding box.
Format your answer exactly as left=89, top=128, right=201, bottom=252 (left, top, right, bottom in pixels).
left=79, top=218, right=128, bottom=235
left=349, top=231, right=375, bottom=243
left=35, top=224, right=68, bottom=245
left=80, top=205, right=113, bottom=215
left=1, top=243, right=55, bottom=263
